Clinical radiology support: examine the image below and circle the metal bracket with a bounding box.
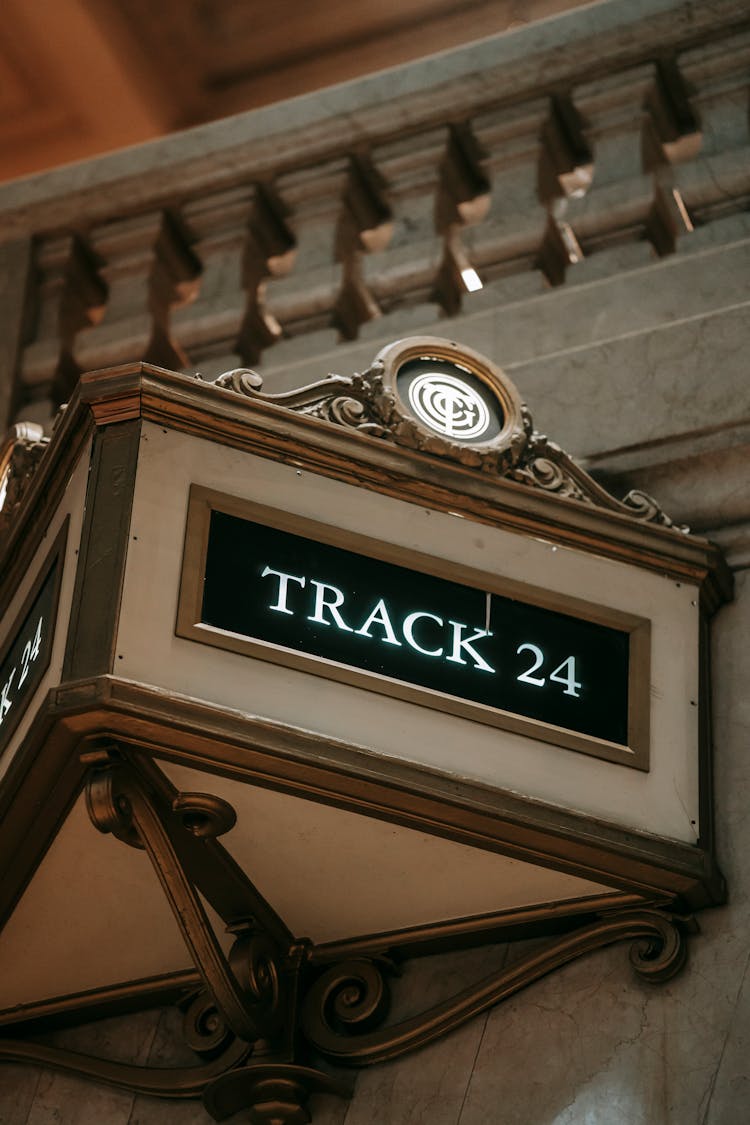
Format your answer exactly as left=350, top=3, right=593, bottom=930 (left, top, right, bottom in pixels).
left=0, top=753, right=695, bottom=1123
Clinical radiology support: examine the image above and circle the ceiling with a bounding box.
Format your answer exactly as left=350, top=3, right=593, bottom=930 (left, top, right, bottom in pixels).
left=1, top=0, right=596, bottom=183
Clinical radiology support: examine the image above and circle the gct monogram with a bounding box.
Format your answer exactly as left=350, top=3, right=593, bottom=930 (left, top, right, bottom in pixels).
left=407, top=372, right=490, bottom=439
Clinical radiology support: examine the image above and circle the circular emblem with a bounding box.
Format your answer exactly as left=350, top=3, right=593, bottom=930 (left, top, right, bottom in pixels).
left=377, top=338, right=525, bottom=461
left=407, top=371, right=490, bottom=439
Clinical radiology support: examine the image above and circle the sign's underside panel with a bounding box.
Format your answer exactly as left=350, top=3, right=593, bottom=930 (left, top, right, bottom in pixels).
left=0, top=779, right=617, bottom=1014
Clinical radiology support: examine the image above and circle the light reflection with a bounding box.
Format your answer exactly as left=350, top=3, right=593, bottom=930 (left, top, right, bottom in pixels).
left=0, top=468, right=9, bottom=514
left=461, top=267, right=483, bottom=293
left=672, top=188, right=694, bottom=232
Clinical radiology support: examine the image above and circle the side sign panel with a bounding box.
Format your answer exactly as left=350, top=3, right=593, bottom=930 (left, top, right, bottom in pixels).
left=0, top=525, right=67, bottom=757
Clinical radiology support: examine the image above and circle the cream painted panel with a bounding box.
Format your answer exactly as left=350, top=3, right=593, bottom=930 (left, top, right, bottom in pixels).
left=0, top=439, right=91, bottom=785
left=116, top=422, right=700, bottom=843
left=0, top=793, right=191, bottom=1010
left=164, top=761, right=615, bottom=943
left=0, top=769, right=614, bottom=1011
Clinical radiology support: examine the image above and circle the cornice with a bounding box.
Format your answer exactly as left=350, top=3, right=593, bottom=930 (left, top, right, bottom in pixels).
left=0, top=1, right=747, bottom=241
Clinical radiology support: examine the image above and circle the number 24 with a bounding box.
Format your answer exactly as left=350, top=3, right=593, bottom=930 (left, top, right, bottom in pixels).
left=18, top=616, right=43, bottom=689
left=516, top=643, right=582, bottom=698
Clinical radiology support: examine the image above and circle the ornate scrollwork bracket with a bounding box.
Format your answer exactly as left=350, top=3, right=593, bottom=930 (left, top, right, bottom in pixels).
left=508, top=431, right=689, bottom=530
left=79, top=750, right=350, bottom=1122
left=0, top=422, right=50, bottom=535
left=300, top=910, right=693, bottom=1068
left=214, top=363, right=393, bottom=441
left=0, top=753, right=696, bottom=1122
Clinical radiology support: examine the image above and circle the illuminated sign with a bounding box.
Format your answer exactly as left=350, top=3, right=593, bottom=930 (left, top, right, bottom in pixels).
left=183, top=506, right=642, bottom=754
left=0, top=537, right=64, bottom=757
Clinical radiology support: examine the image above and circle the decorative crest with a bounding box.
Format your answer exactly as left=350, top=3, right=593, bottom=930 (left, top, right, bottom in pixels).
left=0, top=422, right=50, bottom=537
left=0, top=339, right=683, bottom=533
left=214, top=336, right=684, bottom=530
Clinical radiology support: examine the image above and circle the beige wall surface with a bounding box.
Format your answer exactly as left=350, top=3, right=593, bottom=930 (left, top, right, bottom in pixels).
left=1, top=0, right=748, bottom=1121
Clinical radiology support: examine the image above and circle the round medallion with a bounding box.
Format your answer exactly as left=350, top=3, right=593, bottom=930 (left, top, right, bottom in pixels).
left=373, top=336, right=528, bottom=466
left=407, top=370, right=491, bottom=439
left=396, top=356, right=503, bottom=444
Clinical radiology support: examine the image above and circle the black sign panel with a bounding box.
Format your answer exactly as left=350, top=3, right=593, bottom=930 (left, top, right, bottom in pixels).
left=396, top=357, right=504, bottom=444
left=200, top=512, right=630, bottom=746
left=0, top=550, right=62, bottom=755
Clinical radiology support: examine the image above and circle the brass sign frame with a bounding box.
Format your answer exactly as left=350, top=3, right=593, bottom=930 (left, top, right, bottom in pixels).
left=176, top=484, right=651, bottom=769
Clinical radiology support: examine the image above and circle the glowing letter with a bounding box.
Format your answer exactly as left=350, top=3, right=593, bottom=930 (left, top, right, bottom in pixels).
left=355, top=599, right=402, bottom=646
left=260, top=565, right=306, bottom=614
left=447, top=621, right=495, bottom=673
left=308, top=581, right=353, bottom=631
left=0, top=667, right=15, bottom=723
left=402, top=611, right=443, bottom=657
